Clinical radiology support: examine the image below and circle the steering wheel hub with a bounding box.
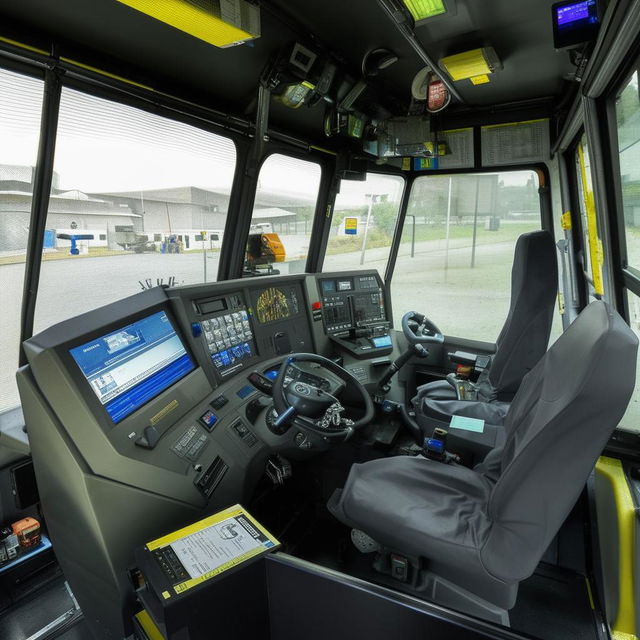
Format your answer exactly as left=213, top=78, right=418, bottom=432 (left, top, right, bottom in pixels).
left=272, top=353, right=375, bottom=440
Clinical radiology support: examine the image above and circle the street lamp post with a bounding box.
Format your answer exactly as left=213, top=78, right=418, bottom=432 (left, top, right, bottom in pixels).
left=360, top=193, right=378, bottom=265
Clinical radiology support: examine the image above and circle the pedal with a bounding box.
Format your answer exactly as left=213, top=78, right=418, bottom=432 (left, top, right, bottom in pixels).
left=351, top=529, right=380, bottom=553
left=265, top=455, right=292, bottom=486
left=373, top=420, right=402, bottom=448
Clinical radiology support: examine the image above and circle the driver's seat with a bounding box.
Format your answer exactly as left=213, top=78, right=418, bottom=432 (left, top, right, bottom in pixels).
left=412, top=230, right=557, bottom=431
left=330, top=301, right=637, bottom=620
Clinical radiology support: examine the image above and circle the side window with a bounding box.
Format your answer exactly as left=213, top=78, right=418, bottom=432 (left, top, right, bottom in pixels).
left=614, top=66, right=640, bottom=433
left=244, top=154, right=321, bottom=276
left=324, top=173, right=405, bottom=274
left=0, top=68, right=44, bottom=411
left=33, top=88, right=237, bottom=334
left=391, top=171, right=542, bottom=341
left=615, top=67, right=639, bottom=268
left=574, top=133, right=604, bottom=297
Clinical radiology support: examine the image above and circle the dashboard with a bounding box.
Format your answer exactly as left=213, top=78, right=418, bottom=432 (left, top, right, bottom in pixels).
left=21, top=270, right=398, bottom=515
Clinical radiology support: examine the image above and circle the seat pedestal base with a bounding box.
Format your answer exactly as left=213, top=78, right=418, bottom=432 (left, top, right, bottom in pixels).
left=371, top=548, right=510, bottom=627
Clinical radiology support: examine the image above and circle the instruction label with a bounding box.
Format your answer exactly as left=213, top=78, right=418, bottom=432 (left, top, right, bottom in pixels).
left=481, top=119, right=550, bottom=166
left=146, top=504, right=279, bottom=596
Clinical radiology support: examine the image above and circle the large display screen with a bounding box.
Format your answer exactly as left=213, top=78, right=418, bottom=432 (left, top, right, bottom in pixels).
left=70, top=310, right=195, bottom=424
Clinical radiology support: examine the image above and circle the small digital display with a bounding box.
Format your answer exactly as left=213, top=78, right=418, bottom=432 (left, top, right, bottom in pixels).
left=321, top=280, right=336, bottom=294
left=552, top=0, right=599, bottom=48
left=70, top=311, right=195, bottom=424
left=556, top=0, right=593, bottom=25
left=372, top=335, right=392, bottom=348
left=337, top=279, right=353, bottom=292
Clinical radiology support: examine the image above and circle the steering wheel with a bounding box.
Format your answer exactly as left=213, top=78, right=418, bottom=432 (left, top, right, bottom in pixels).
left=272, top=353, right=375, bottom=440
left=402, top=311, right=444, bottom=345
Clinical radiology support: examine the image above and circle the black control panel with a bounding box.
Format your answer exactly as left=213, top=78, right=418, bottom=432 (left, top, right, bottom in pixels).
left=318, top=273, right=392, bottom=359
left=194, top=292, right=258, bottom=376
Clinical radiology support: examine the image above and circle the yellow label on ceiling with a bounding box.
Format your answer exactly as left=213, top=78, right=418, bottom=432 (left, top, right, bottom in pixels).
left=470, top=74, right=490, bottom=85
left=441, top=48, right=491, bottom=81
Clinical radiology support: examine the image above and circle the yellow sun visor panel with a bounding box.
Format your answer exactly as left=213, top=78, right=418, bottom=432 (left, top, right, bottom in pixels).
left=115, top=0, right=261, bottom=48
left=440, top=47, right=501, bottom=83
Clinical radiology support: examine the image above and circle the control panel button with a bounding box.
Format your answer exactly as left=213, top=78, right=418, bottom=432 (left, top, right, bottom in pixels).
left=210, top=395, right=228, bottom=409
left=199, top=409, right=218, bottom=430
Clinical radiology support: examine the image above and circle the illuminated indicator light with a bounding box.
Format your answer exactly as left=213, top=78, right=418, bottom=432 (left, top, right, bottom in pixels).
left=402, top=0, right=446, bottom=21
left=312, top=302, right=322, bottom=310
left=115, top=0, right=260, bottom=48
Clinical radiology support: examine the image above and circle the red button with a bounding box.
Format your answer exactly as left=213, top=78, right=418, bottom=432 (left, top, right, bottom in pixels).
left=312, top=301, right=322, bottom=310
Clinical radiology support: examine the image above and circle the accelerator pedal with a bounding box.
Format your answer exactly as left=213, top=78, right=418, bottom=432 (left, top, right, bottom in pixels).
left=351, top=529, right=381, bottom=554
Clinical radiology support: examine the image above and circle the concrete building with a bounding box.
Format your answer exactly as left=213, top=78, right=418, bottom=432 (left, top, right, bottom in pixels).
left=0, top=164, right=140, bottom=252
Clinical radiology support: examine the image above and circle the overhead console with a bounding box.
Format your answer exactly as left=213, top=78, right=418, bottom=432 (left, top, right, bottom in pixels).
left=317, top=271, right=392, bottom=359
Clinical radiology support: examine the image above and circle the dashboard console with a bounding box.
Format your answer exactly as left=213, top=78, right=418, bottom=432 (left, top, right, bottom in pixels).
left=318, top=272, right=392, bottom=359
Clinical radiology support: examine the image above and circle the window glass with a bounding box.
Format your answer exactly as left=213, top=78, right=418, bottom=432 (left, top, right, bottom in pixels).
left=615, top=68, right=640, bottom=268
left=244, top=154, right=321, bottom=276
left=34, top=87, right=236, bottom=334
left=391, top=171, right=542, bottom=341
left=619, top=291, right=640, bottom=433
left=324, top=173, right=405, bottom=274
left=574, top=133, right=604, bottom=296
left=0, top=68, right=44, bottom=411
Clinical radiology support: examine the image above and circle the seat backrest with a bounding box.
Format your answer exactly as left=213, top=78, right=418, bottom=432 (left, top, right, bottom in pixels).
left=483, top=230, right=558, bottom=400
left=479, top=301, right=637, bottom=583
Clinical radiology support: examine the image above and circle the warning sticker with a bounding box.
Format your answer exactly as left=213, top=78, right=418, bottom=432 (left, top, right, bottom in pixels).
left=146, top=505, right=279, bottom=596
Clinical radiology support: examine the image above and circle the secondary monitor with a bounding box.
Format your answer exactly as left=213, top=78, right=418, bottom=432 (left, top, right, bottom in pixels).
left=552, top=0, right=600, bottom=49
left=70, top=310, right=195, bottom=424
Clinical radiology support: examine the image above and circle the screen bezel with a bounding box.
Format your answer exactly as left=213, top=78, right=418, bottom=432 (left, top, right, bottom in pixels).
left=58, top=303, right=198, bottom=428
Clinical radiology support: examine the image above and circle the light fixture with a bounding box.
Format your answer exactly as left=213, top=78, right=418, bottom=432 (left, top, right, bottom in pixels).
left=115, top=0, right=260, bottom=48
left=401, top=0, right=446, bottom=22
left=439, top=47, right=502, bottom=84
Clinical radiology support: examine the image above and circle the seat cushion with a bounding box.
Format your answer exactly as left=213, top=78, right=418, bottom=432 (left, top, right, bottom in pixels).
left=331, top=456, right=493, bottom=564
left=418, top=397, right=510, bottom=427
left=414, top=379, right=457, bottom=401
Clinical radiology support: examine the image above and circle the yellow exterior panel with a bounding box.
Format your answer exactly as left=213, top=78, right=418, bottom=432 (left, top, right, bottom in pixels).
left=595, top=457, right=636, bottom=637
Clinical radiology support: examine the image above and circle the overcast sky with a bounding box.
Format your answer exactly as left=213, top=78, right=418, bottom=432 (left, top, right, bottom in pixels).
left=1, top=67, right=533, bottom=206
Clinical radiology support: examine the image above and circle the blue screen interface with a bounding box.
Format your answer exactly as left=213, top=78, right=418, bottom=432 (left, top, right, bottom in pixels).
left=556, top=0, right=597, bottom=26
left=70, top=311, right=195, bottom=424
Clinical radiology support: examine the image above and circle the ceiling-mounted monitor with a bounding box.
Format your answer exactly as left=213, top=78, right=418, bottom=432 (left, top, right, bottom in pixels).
left=552, top=0, right=600, bottom=49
